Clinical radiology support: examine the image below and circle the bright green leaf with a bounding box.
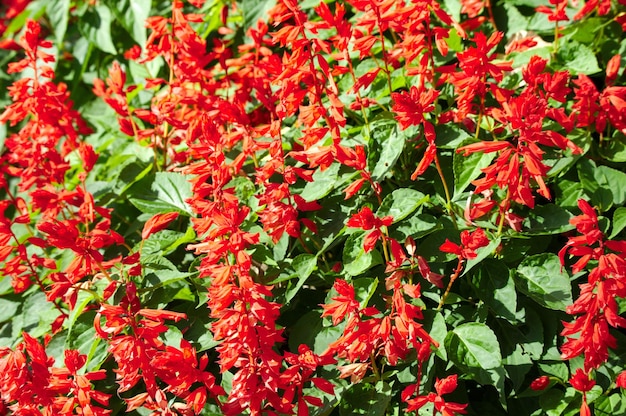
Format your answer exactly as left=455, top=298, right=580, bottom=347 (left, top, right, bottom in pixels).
left=342, top=232, right=383, bottom=276
left=445, top=322, right=502, bottom=371
left=129, top=172, right=194, bottom=215
left=610, top=207, right=626, bottom=239
left=453, top=138, right=496, bottom=196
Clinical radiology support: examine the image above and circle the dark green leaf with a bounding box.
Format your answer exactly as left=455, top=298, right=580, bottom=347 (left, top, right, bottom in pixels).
left=599, top=134, right=626, bottom=163
left=339, top=381, right=391, bottom=416
left=66, top=311, right=109, bottom=371
left=470, top=260, right=517, bottom=322
left=524, top=204, right=574, bottom=235
left=371, top=122, right=406, bottom=181
left=284, top=254, right=318, bottom=303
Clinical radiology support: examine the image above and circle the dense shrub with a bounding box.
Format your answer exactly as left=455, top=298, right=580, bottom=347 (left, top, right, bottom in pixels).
left=1, top=0, right=626, bottom=415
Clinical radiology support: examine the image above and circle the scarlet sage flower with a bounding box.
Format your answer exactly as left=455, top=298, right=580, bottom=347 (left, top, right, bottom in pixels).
left=402, top=374, right=468, bottom=415
left=346, top=206, right=393, bottom=252
left=440, top=228, right=490, bottom=260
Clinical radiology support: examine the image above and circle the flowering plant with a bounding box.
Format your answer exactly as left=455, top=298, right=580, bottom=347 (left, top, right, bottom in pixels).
left=1, top=0, right=626, bottom=415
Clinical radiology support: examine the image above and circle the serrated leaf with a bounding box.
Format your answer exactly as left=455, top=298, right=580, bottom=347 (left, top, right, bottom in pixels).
left=515, top=253, right=572, bottom=311
left=556, top=40, right=600, bottom=75
left=129, top=172, right=194, bottom=215
left=376, top=189, right=428, bottom=223
left=342, top=233, right=383, bottom=276
left=453, top=138, right=496, bottom=196
left=445, top=323, right=502, bottom=371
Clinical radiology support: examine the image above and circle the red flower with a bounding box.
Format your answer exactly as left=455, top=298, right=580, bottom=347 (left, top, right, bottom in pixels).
left=440, top=228, right=490, bottom=260
left=403, top=374, right=468, bottom=415
left=346, top=206, right=393, bottom=252
left=530, top=375, right=550, bottom=391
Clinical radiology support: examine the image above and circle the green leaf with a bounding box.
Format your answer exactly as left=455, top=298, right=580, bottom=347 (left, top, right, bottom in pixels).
left=371, top=122, right=406, bottom=181
left=525, top=204, right=575, bottom=235
left=342, top=232, right=383, bottom=276
left=142, top=226, right=195, bottom=256
left=445, top=323, right=502, bottom=371
left=392, top=213, right=440, bottom=241
left=556, top=39, right=601, bottom=75
left=462, top=236, right=500, bottom=277
left=610, top=207, right=626, bottom=239
left=46, top=0, right=70, bottom=46
left=78, top=4, right=117, bottom=55
left=470, top=260, right=517, bottom=322
left=515, top=253, right=573, bottom=311
left=66, top=311, right=108, bottom=371
left=595, top=394, right=626, bottom=415
left=599, top=134, right=626, bottom=163
left=578, top=159, right=626, bottom=211
left=376, top=189, right=428, bottom=223
left=339, top=381, right=391, bottom=416
left=300, top=163, right=340, bottom=202
left=353, top=277, right=378, bottom=309
left=284, top=254, right=317, bottom=303
left=241, top=0, right=276, bottom=33
left=422, top=310, right=448, bottom=360
left=142, top=255, right=194, bottom=289
left=453, top=138, right=496, bottom=196
left=108, top=0, right=151, bottom=45
left=0, top=297, right=20, bottom=323
left=129, top=172, right=194, bottom=215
